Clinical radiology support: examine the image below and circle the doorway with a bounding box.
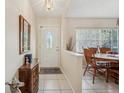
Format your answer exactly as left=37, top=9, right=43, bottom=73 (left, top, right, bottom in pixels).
left=40, top=26, right=60, bottom=68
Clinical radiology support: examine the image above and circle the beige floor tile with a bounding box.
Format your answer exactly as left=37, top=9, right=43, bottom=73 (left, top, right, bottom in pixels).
left=56, top=74, right=66, bottom=80
left=39, top=75, right=46, bottom=79
left=44, top=90, right=61, bottom=93
left=83, top=72, right=105, bottom=80
left=86, top=79, right=118, bottom=90
left=40, top=74, right=58, bottom=80
left=44, top=80, right=60, bottom=90
left=39, top=74, right=73, bottom=93
left=61, top=89, right=73, bottom=93
left=38, top=91, right=44, bottom=93
left=82, top=72, right=119, bottom=93
left=59, top=80, right=71, bottom=89
left=39, top=80, right=44, bottom=90
left=82, top=80, right=93, bottom=90
left=95, top=90, right=119, bottom=93
left=83, top=90, right=97, bottom=93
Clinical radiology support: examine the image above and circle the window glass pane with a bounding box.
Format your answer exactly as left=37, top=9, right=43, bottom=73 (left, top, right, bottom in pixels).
left=76, top=28, right=119, bottom=53
left=46, top=32, right=53, bottom=48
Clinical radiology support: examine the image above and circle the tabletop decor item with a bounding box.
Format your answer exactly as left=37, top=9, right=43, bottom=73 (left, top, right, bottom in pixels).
left=66, top=37, right=75, bottom=51
left=96, top=45, right=100, bottom=54
left=24, top=54, right=32, bottom=64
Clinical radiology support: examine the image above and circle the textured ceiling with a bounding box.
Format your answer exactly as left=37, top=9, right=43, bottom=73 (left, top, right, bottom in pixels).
left=29, top=0, right=119, bottom=18
left=66, top=0, right=119, bottom=18
left=30, top=0, right=67, bottom=17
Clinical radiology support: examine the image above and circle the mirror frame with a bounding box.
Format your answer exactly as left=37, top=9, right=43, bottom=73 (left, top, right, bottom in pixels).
left=19, top=15, right=31, bottom=54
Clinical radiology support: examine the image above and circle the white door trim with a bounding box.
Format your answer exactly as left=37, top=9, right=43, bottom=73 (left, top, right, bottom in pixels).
left=39, top=26, right=61, bottom=68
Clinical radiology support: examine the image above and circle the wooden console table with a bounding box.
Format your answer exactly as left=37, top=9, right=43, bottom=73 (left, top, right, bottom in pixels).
left=19, top=62, right=39, bottom=93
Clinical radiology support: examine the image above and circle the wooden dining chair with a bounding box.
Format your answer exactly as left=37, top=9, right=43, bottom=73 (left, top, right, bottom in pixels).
left=108, top=68, right=119, bottom=84
left=88, top=48, right=97, bottom=54
left=89, top=47, right=111, bottom=54
left=83, top=48, right=110, bottom=84
left=100, top=48, right=111, bottom=53
left=83, top=49, right=94, bottom=76
left=106, top=51, right=119, bottom=83
left=106, top=51, right=118, bottom=54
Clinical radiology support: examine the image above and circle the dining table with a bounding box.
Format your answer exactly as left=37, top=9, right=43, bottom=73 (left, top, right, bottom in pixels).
left=93, top=53, right=119, bottom=82
left=94, top=53, right=119, bottom=62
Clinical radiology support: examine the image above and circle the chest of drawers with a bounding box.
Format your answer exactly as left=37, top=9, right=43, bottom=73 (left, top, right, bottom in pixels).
left=19, top=63, right=39, bottom=93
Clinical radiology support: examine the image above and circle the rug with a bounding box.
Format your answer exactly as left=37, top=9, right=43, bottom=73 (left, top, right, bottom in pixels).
left=39, top=67, right=62, bottom=74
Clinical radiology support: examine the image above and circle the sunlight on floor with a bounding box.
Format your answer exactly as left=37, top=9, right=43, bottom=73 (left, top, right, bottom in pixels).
left=82, top=69, right=119, bottom=93
left=38, top=74, right=73, bottom=93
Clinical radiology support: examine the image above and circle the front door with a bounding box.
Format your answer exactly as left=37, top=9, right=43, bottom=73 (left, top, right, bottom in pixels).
left=40, top=26, right=60, bottom=67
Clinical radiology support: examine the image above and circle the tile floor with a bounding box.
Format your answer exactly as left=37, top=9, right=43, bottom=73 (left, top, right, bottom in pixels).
left=38, top=69, right=119, bottom=93
left=82, top=69, right=119, bottom=93
left=38, top=74, right=73, bottom=93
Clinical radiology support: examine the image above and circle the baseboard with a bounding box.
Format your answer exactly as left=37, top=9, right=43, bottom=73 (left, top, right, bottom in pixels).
left=60, top=66, right=76, bottom=93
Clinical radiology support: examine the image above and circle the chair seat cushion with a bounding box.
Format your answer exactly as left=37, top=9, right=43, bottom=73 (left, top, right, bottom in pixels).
left=96, top=61, right=109, bottom=67
left=88, top=61, right=109, bottom=68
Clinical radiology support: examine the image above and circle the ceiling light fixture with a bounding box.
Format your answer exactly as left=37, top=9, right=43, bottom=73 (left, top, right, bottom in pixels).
left=45, top=0, right=54, bottom=11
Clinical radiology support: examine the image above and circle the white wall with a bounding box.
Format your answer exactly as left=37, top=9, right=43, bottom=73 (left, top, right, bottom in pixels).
left=61, top=51, right=83, bottom=93
left=5, top=0, right=36, bottom=92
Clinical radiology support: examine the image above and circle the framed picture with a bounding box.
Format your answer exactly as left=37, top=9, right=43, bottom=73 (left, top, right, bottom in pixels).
left=19, top=15, right=31, bottom=54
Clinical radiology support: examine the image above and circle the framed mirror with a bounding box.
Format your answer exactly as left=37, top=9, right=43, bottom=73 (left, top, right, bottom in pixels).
left=19, top=15, right=31, bottom=54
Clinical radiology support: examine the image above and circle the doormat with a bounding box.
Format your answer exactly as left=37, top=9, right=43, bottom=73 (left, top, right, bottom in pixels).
left=40, top=67, right=62, bottom=74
